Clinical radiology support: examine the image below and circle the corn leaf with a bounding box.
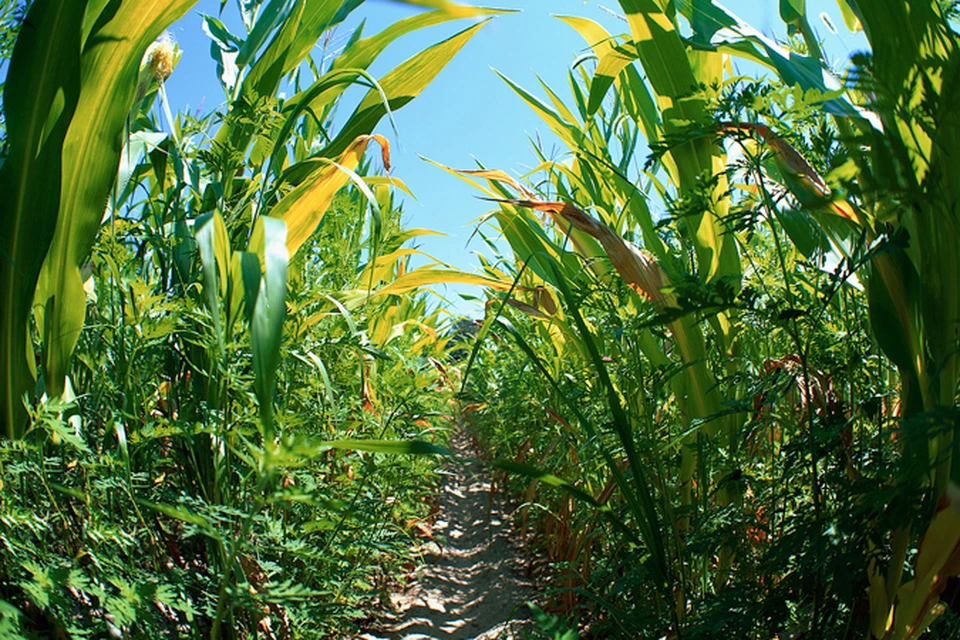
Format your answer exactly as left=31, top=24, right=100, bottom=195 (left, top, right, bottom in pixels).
left=835, top=0, right=862, bottom=31
left=0, top=0, right=86, bottom=438
left=33, top=0, right=199, bottom=404
left=246, top=217, right=289, bottom=440
left=371, top=268, right=519, bottom=297
left=321, top=439, right=449, bottom=456
left=258, top=134, right=389, bottom=259
left=240, top=0, right=360, bottom=106
left=195, top=214, right=228, bottom=354
left=333, top=7, right=510, bottom=74
left=554, top=16, right=628, bottom=117
left=322, top=20, right=491, bottom=158
left=388, top=0, right=511, bottom=16
left=890, top=501, right=960, bottom=639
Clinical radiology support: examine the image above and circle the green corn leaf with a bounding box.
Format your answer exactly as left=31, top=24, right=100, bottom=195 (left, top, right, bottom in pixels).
left=835, top=0, right=862, bottom=31
left=1, top=0, right=197, bottom=437
left=234, top=252, right=260, bottom=325
left=0, top=0, right=86, bottom=438
left=108, top=131, right=168, bottom=215
left=331, top=7, right=510, bottom=74
left=214, top=0, right=363, bottom=156
left=247, top=217, right=289, bottom=441
left=495, top=70, right=585, bottom=152
left=298, top=350, right=335, bottom=403
left=614, top=0, right=742, bottom=288
left=321, top=439, right=450, bottom=456
left=268, top=70, right=387, bottom=182
left=321, top=20, right=491, bottom=158
left=202, top=13, right=243, bottom=92
left=34, top=0, right=199, bottom=405
left=369, top=268, right=518, bottom=297
left=775, top=208, right=832, bottom=259
left=491, top=460, right=599, bottom=505
left=616, top=0, right=699, bottom=117
left=586, top=42, right=639, bottom=117
left=195, top=213, right=233, bottom=354
left=694, top=1, right=864, bottom=120
left=780, top=0, right=805, bottom=24
left=235, top=0, right=295, bottom=71
left=867, top=249, right=923, bottom=380
left=676, top=0, right=737, bottom=42
left=239, top=0, right=360, bottom=105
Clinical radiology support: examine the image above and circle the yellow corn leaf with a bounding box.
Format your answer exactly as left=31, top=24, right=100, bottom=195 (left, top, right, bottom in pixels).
left=423, top=158, right=538, bottom=201
left=868, top=555, right=893, bottom=638
left=889, top=488, right=960, bottom=639
left=390, top=0, right=515, bottom=18
left=265, top=134, right=389, bottom=258
left=365, top=175, right=414, bottom=197
left=453, top=168, right=539, bottom=200
left=836, top=0, right=862, bottom=31
left=362, top=247, right=428, bottom=286
left=371, top=267, right=521, bottom=298
left=439, top=161, right=614, bottom=280
left=534, top=286, right=558, bottom=315
left=555, top=15, right=617, bottom=58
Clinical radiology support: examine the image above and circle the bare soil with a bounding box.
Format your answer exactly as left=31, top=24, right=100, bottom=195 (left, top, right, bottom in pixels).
left=361, top=427, right=535, bottom=639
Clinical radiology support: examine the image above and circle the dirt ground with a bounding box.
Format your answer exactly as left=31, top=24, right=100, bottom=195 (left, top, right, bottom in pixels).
left=361, top=428, right=536, bottom=639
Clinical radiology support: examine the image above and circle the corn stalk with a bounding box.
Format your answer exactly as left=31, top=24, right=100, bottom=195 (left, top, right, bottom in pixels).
left=701, top=0, right=960, bottom=635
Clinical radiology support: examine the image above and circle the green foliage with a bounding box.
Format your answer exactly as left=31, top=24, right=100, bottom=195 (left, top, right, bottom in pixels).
left=3, top=0, right=960, bottom=638
left=0, top=0, right=29, bottom=158
left=0, top=0, right=492, bottom=636
left=455, top=2, right=960, bottom=638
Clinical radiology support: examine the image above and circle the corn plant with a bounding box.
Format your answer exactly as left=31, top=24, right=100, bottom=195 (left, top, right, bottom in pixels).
left=439, top=1, right=751, bottom=625
left=693, top=1, right=960, bottom=636
left=449, top=1, right=960, bottom=637
left=0, top=0, right=510, bottom=636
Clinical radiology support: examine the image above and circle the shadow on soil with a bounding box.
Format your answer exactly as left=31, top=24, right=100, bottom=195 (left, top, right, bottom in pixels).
left=363, top=429, right=536, bottom=640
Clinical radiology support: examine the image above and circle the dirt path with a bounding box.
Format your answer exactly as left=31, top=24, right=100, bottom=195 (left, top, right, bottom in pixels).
left=363, top=428, right=535, bottom=639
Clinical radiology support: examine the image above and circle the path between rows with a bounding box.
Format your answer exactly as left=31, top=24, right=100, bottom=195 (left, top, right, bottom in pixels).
left=363, top=428, right=535, bottom=639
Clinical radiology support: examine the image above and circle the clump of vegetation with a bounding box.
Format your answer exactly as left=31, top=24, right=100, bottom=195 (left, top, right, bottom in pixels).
left=2, top=0, right=960, bottom=639
left=0, top=0, right=502, bottom=636
left=453, top=1, right=960, bottom=638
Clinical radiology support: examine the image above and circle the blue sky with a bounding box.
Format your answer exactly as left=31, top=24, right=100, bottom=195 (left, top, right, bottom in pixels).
left=161, top=0, right=867, bottom=316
